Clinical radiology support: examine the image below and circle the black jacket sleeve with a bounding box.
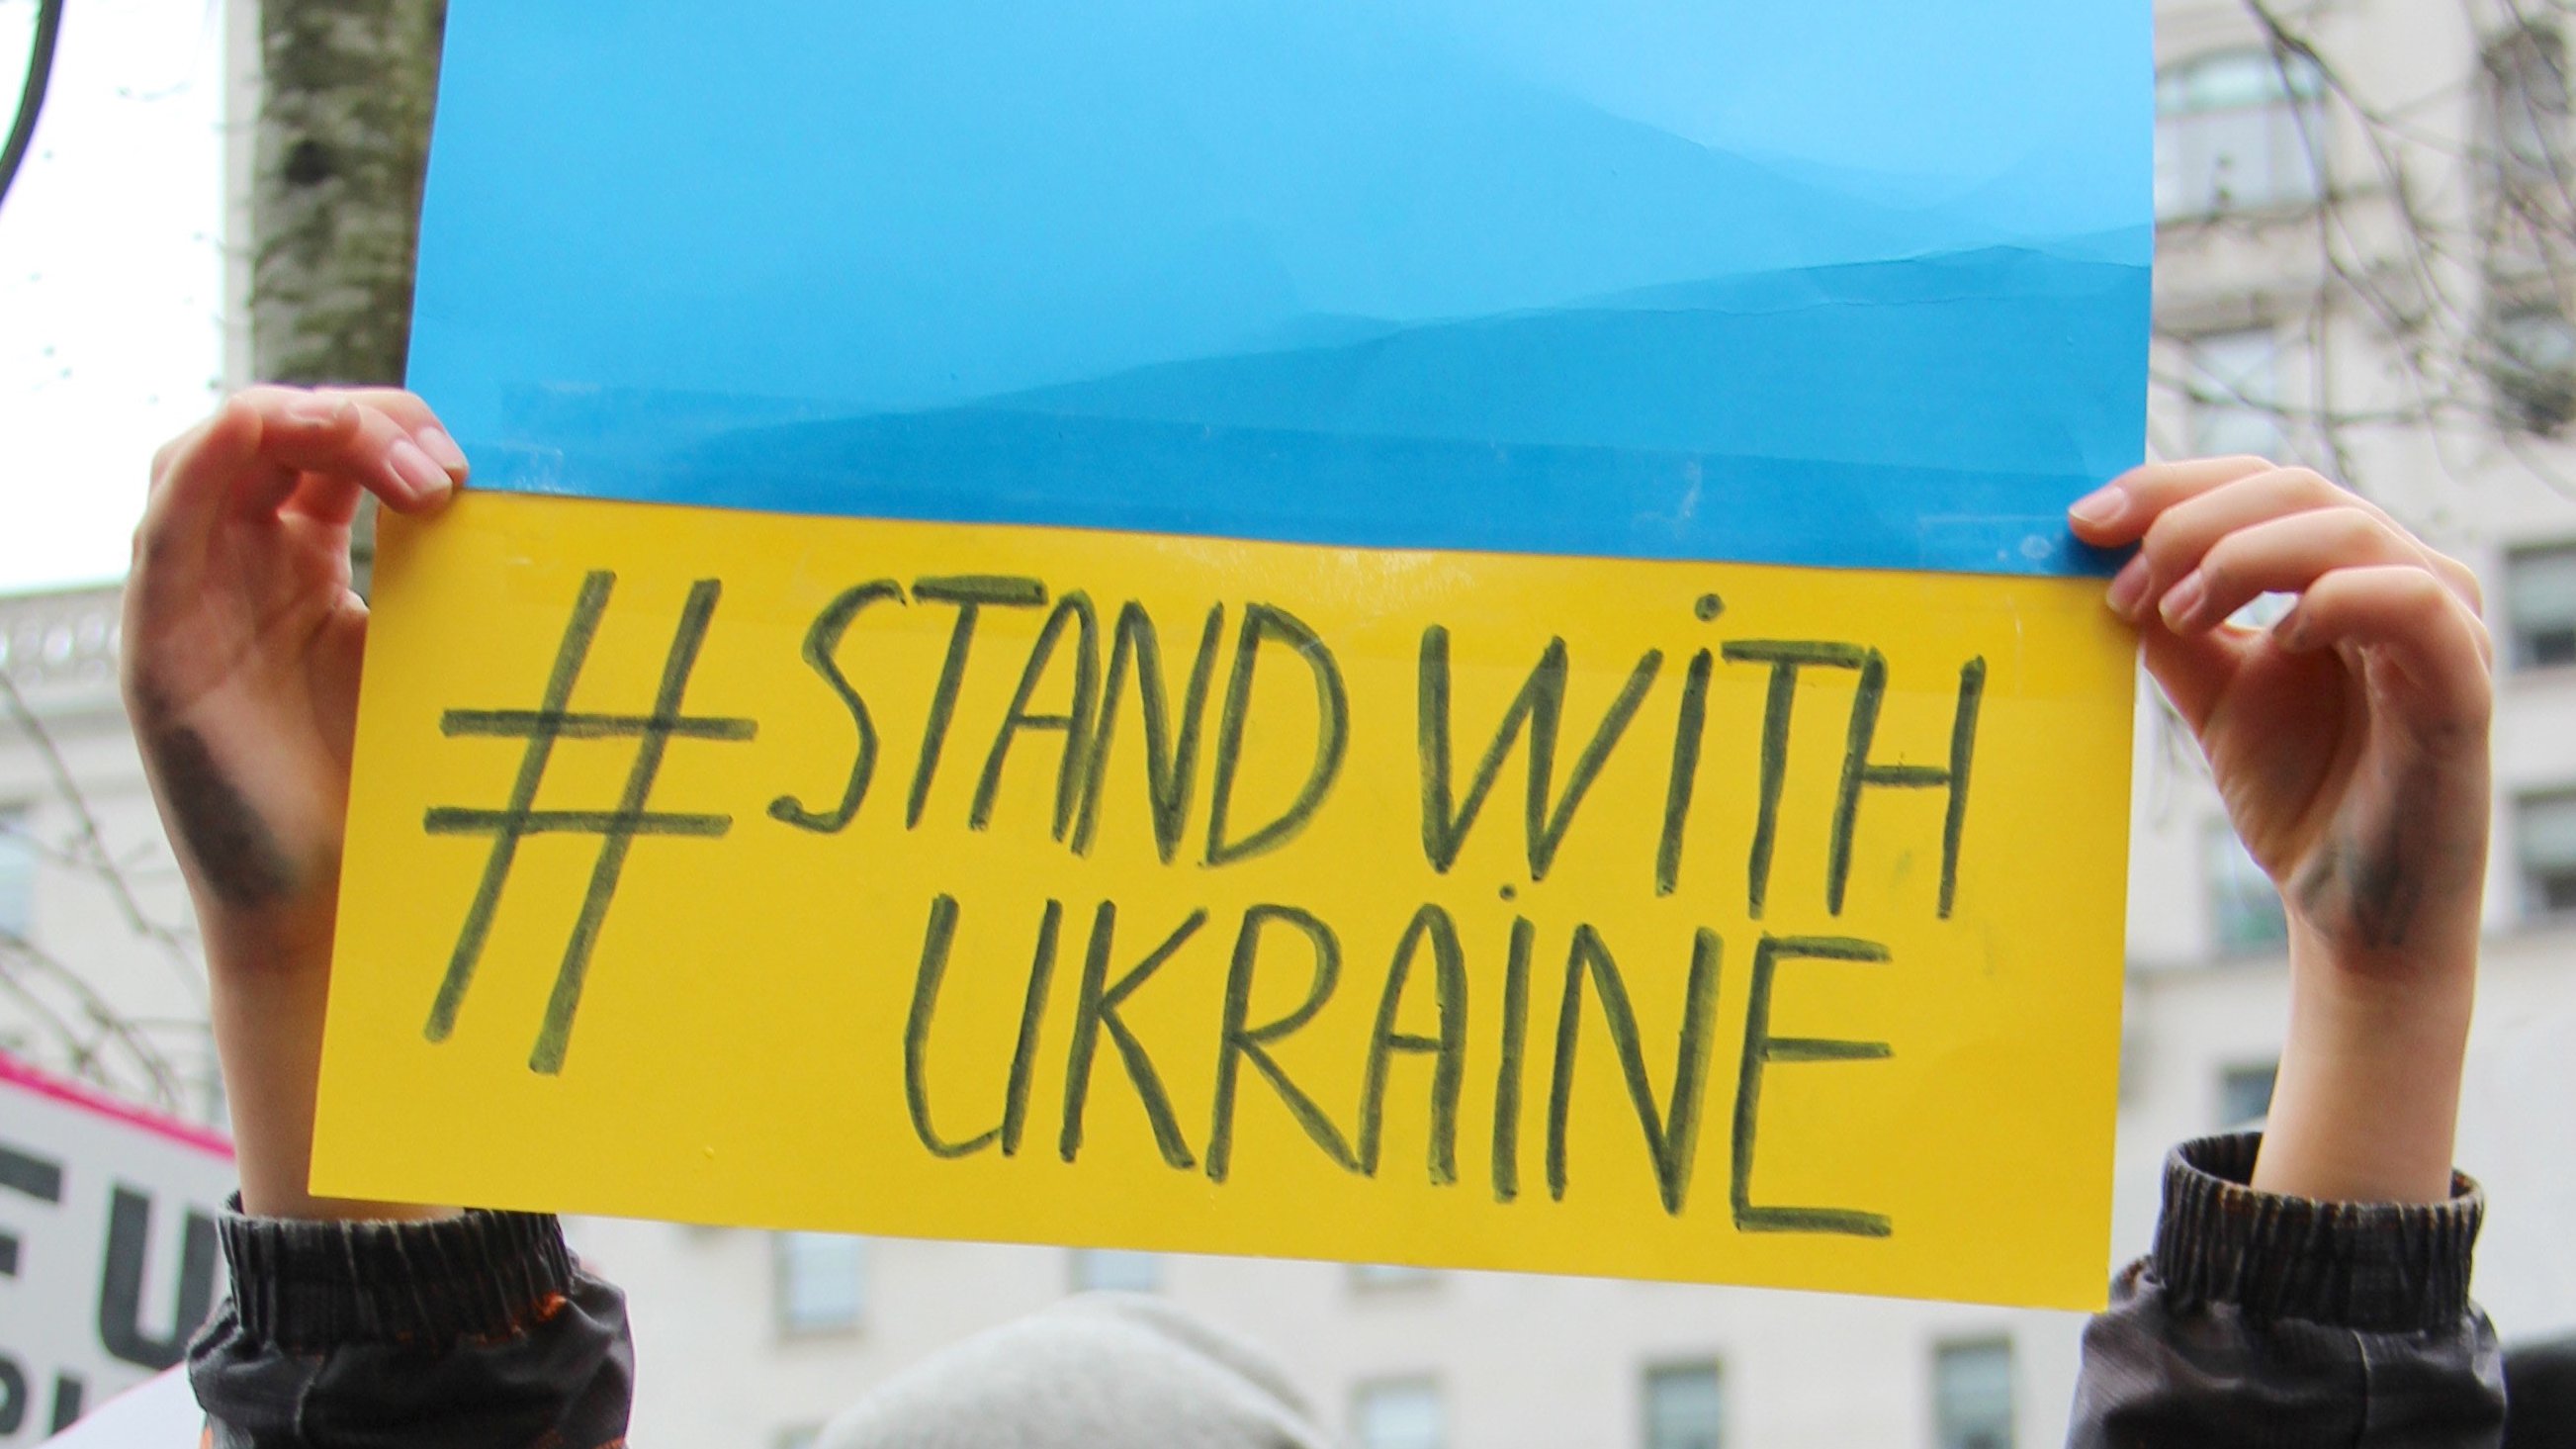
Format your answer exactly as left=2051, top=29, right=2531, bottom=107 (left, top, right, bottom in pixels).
left=188, top=1203, right=633, bottom=1449
left=2070, top=1132, right=2506, bottom=1448
left=183, top=1132, right=2504, bottom=1448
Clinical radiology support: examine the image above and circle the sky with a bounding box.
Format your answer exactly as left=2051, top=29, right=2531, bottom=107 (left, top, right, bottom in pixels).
left=0, top=0, right=227, bottom=594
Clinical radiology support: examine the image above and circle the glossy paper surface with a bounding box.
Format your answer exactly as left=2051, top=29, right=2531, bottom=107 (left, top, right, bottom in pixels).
left=318, top=494, right=2134, bottom=1309
left=317, top=0, right=2150, bottom=1310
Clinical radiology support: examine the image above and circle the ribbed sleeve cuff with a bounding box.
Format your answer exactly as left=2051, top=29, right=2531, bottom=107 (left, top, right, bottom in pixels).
left=218, top=1199, right=578, bottom=1352
left=2151, top=1132, right=2483, bottom=1334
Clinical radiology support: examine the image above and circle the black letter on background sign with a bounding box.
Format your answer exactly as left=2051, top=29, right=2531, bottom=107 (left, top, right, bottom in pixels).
left=0, top=1141, right=63, bottom=1281
left=97, top=1188, right=221, bottom=1370
left=0, top=1358, right=23, bottom=1436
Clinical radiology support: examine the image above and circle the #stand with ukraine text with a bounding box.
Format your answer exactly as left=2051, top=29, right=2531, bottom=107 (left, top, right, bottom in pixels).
left=311, top=0, right=2152, bottom=1312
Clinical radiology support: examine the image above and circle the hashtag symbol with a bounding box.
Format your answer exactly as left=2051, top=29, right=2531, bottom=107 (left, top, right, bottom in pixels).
left=420, top=571, right=756, bottom=1074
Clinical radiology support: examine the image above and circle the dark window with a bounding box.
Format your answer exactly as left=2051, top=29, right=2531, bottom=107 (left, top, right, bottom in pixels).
left=2517, top=791, right=2576, bottom=919
left=2508, top=546, right=2576, bottom=669
left=2157, top=50, right=2329, bottom=218
left=1070, top=1248, right=1162, bottom=1293
left=0, top=806, right=34, bottom=940
left=2207, top=823, right=2288, bottom=954
left=773, top=1231, right=864, bottom=1333
left=1644, top=1363, right=1725, bottom=1449
left=2218, top=1062, right=2278, bottom=1128
left=1934, top=1340, right=2015, bottom=1449
left=2494, top=306, right=2576, bottom=435
left=2488, top=24, right=2571, bottom=193
left=2182, top=329, right=2285, bottom=460
left=1354, top=1379, right=1444, bottom=1449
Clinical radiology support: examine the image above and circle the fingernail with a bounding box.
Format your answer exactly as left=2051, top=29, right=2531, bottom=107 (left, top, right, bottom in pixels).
left=283, top=395, right=349, bottom=426
left=2105, top=555, right=2151, bottom=619
left=2069, top=485, right=2127, bottom=527
left=413, top=425, right=469, bottom=477
left=386, top=438, right=452, bottom=503
left=2160, top=571, right=2208, bottom=628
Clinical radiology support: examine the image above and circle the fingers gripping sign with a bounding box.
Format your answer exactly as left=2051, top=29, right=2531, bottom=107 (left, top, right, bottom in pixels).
left=140, top=388, right=461, bottom=564
left=2070, top=460, right=2490, bottom=952
left=2070, top=457, right=2492, bottom=1207
left=125, top=388, right=468, bottom=915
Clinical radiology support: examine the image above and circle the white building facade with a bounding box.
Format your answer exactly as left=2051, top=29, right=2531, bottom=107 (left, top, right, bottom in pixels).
left=4, top=0, right=2574, bottom=1444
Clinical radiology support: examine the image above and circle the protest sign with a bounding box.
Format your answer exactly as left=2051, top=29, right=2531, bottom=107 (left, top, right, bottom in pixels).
left=312, top=0, right=2151, bottom=1311
left=0, top=1056, right=231, bottom=1439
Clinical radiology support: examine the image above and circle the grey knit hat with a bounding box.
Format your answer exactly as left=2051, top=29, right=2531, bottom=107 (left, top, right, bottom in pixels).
left=820, top=1293, right=1336, bottom=1449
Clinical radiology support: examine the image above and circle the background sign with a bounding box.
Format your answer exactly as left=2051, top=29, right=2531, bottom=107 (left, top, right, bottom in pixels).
left=0, top=1055, right=230, bottom=1442
left=41, top=1372, right=201, bottom=1449
left=316, top=0, right=2151, bottom=1311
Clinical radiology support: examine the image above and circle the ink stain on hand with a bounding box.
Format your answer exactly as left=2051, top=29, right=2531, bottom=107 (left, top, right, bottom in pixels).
left=149, top=725, right=298, bottom=908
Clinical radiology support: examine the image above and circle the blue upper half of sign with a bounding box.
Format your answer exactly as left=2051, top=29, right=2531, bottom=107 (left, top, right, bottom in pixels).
left=409, top=0, right=2152, bottom=576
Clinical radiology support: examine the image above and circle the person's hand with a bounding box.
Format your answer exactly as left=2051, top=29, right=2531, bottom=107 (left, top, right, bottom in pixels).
left=125, top=387, right=464, bottom=1218
left=126, top=387, right=460, bottom=945
left=2071, top=458, right=2492, bottom=1204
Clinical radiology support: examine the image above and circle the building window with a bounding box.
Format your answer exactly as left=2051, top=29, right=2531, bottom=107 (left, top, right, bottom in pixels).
left=1933, top=1340, right=2015, bottom=1449
left=2510, top=545, right=2576, bottom=668
left=2157, top=49, right=2329, bottom=218
left=2182, top=329, right=2285, bottom=460
left=1644, top=1362, right=1726, bottom=1449
left=773, top=1231, right=865, bottom=1334
left=1354, top=1379, right=1444, bottom=1449
left=2493, top=304, right=2576, bottom=435
left=1070, top=1248, right=1162, bottom=1293
left=2517, top=791, right=2576, bottom=918
left=2488, top=23, right=2571, bottom=193
left=0, top=807, right=34, bottom=940
left=2206, top=822, right=2288, bottom=954
left=2218, top=1061, right=2279, bottom=1128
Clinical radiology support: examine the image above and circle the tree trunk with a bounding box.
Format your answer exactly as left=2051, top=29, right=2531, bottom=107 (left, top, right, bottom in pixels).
left=250, top=0, right=446, bottom=576
left=251, top=0, right=445, bottom=387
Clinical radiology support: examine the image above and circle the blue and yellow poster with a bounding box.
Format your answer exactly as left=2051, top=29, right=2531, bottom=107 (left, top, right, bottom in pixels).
left=312, top=0, right=2150, bottom=1310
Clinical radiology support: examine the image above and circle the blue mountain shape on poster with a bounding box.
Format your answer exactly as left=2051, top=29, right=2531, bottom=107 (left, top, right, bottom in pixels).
left=470, top=249, right=2142, bottom=574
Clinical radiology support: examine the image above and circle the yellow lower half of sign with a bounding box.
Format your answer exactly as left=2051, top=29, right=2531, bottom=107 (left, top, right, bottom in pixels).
left=314, top=490, right=2136, bottom=1311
